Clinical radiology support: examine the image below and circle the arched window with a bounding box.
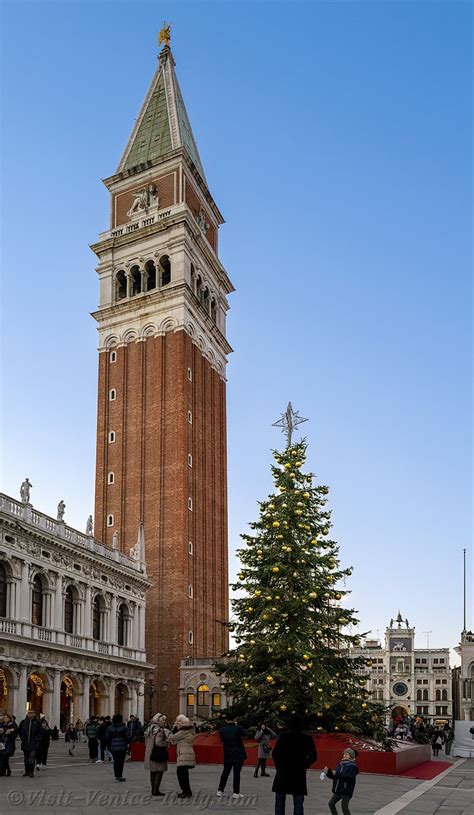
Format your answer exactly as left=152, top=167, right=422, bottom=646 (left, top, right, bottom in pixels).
left=441, top=689, right=448, bottom=701
left=210, top=298, right=217, bottom=322
left=422, top=689, right=428, bottom=701
left=159, top=255, right=171, bottom=286
left=145, top=260, right=156, bottom=291
left=64, top=586, right=74, bottom=634
left=32, top=575, right=43, bottom=626
left=0, top=564, right=7, bottom=618
left=116, top=271, right=127, bottom=300
left=130, top=265, right=141, bottom=296
left=197, top=684, right=209, bottom=707
left=117, top=603, right=126, bottom=646
left=212, top=690, right=221, bottom=709
left=92, top=595, right=101, bottom=641
left=416, top=689, right=422, bottom=701
left=435, top=689, right=440, bottom=701
left=196, top=276, right=202, bottom=302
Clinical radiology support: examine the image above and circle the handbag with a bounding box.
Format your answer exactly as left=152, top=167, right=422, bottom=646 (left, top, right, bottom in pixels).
left=150, top=743, right=168, bottom=763
left=262, top=742, right=271, bottom=754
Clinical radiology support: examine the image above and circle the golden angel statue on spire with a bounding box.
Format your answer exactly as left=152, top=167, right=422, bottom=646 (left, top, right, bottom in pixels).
left=158, top=21, right=171, bottom=49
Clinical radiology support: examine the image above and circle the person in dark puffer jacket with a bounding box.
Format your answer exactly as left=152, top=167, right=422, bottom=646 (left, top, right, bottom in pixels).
left=106, top=714, right=130, bottom=782
left=324, top=749, right=359, bottom=815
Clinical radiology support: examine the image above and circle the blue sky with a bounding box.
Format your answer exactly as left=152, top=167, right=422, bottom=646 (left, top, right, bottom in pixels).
left=1, top=1, right=471, bottom=657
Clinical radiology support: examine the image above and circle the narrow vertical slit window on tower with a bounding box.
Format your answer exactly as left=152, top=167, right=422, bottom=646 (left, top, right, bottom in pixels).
left=188, top=542, right=193, bottom=555
left=187, top=410, right=192, bottom=424
left=159, top=255, right=171, bottom=286
left=187, top=367, right=192, bottom=381
left=108, top=472, right=115, bottom=485
left=188, top=631, right=193, bottom=644
left=110, top=350, right=117, bottom=363
left=108, top=431, right=115, bottom=443
left=188, top=453, right=192, bottom=467
left=188, top=585, right=193, bottom=599
left=109, top=389, right=116, bottom=401
left=188, top=497, right=193, bottom=511
left=107, top=515, right=114, bottom=527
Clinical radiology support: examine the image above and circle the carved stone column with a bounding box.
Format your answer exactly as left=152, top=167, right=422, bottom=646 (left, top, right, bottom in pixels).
left=109, top=595, right=117, bottom=644
left=84, top=586, right=92, bottom=637
left=51, top=670, right=62, bottom=729
left=17, top=665, right=27, bottom=720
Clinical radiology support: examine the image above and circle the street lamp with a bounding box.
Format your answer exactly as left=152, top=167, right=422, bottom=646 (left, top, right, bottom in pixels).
left=145, top=678, right=156, bottom=721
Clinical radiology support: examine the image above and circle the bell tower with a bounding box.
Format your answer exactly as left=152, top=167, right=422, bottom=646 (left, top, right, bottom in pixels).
left=91, top=33, right=233, bottom=716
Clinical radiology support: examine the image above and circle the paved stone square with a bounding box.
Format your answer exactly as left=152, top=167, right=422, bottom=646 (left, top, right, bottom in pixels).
left=0, top=740, right=471, bottom=815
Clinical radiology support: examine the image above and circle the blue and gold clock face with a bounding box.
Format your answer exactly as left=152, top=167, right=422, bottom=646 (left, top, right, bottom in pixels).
left=393, top=682, right=408, bottom=697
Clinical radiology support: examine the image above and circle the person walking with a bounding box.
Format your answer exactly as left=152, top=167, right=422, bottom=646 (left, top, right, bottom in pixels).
left=144, top=713, right=170, bottom=797
left=272, top=713, right=317, bottom=815
left=443, top=726, right=454, bottom=756
left=97, top=716, right=112, bottom=762
left=36, top=719, right=51, bottom=769
left=255, top=723, right=276, bottom=777
left=65, top=723, right=78, bottom=756
left=323, top=748, right=359, bottom=815
left=75, top=719, right=84, bottom=741
left=106, top=713, right=130, bottom=782
left=18, top=711, right=43, bottom=778
left=168, top=715, right=196, bottom=799
left=217, top=716, right=247, bottom=799
left=0, top=714, right=17, bottom=776
left=85, top=717, right=99, bottom=762
left=431, top=729, right=443, bottom=757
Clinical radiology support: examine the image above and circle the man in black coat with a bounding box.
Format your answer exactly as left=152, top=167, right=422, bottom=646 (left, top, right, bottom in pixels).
left=18, top=712, right=43, bottom=777
left=106, top=714, right=130, bottom=782
left=217, top=717, right=247, bottom=798
left=272, top=714, right=317, bottom=815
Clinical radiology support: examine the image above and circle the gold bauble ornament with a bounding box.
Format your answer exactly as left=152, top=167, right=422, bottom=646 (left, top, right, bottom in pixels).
left=265, top=595, right=272, bottom=600
left=276, top=534, right=284, bottom=540
left=289, top=472, right=295, bottom=477
left=311, top=539, right=317, bottom=545
left=246, top=606, right=254, bottom=612
left=322, top=527, right=329, bottom=535
left=321, top=486, right=329, bottom=494
left=257, top=549, right=263, bottom=555
left=284, top=463, right=291, bottom=469
left=329, top=679, right=334, bottom=685
left=254, top=590, right=261, bottom=596
left=324, top=703, right=331, bottom=710
left=303, top=492, right=310, bottom=499
left=250, top=639, right=255, bottom=645
left=302, top=654, right=310, bottom=660
left=244, top=682, right=249, bottom=688
left=269, top=503, right=275, bottom=510
left=362, top=703, right=367, bottom=709
left=280, top=704, right=287, bottom=711
left=295, top=509, right=303, bottom=516
left=295, top=461, right=302, bottom=467
left=282, top=502, right=288, bottom=508
left=266, top=675, right=274, bottom=683
left=262, top=614, right=269, bottom=620
left=272, top=566, right=280, bottom=573
left=335, top=593, right=342, bottom=600
left=291, top=450, right=297, bottom=456
left=275, top=595, right=281, bottom=599
left=297, top=501, right=303, bottom=507
left=273, top=521, right=280, bottom=528
left=309, top=592, right=317, bottom=599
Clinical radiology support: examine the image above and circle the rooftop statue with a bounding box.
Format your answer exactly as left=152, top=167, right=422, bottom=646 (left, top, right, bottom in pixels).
left=158, top=21, right=171, bottom=49
left=20, top=478, right=32, bottom=504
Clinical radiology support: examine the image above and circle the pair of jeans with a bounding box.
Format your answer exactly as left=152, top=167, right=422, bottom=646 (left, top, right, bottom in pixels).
left=112, top=750, right=127, bottom=779
left=23, top=748, right=37, bottom=774
left=176, top=765, right=193, bottom=795
left=328, top=793, right=351, bottom=815
left=275, top=793, right=304, bottom=815
left=88, top=737, right=98, bottom=760
left=219, top=760, right=244, bottom=794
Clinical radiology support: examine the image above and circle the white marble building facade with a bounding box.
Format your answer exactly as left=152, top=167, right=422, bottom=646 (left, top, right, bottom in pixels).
left=454, top=630, right=474, bottom=721
left=179, top=658, right=227, bottom=722
left=0, top=493, right=152, bottom=728
left=350, top=613, right=452, bottom=724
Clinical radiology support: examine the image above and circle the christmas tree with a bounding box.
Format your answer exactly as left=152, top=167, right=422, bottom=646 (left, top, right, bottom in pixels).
left=216, top=404, right=387, bottom=742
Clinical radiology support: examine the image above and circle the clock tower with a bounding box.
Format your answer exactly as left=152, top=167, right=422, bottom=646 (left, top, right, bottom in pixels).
left=91, top=38, right=233, bottom=716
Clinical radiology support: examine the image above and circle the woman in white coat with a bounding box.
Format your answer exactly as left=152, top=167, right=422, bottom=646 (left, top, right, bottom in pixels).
left=144, top=713, right=170, bottom=796
left=168, top=715, right=196, bottom=799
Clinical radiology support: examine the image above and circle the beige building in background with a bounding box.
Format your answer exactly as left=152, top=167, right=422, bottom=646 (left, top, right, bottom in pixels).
left=0, top=492, right=151, bottom=727
left=350, top=613, right=452, bottom=724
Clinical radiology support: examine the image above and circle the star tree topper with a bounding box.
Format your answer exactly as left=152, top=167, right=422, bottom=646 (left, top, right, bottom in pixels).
left=272, top=402, right=308, bottom=446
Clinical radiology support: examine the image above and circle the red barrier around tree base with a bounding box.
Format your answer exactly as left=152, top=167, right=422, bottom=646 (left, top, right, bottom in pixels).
left=131, top=732, right=431, bottom=775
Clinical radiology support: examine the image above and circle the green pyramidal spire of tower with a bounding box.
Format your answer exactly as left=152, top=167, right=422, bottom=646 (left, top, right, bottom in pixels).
left=117, top=44, right=206, bottom=182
